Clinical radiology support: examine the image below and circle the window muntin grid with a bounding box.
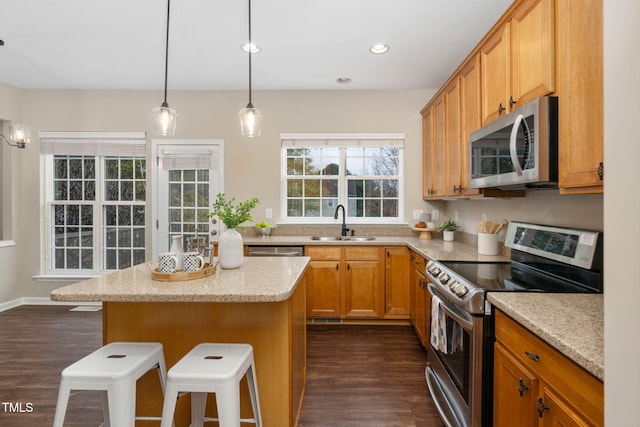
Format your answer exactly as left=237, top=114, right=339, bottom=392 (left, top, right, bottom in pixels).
left=48, top=155, right=146, bottom=273
left=283, top=146, right=401, bottom=222
left=168, top=169, right=210, bottom=250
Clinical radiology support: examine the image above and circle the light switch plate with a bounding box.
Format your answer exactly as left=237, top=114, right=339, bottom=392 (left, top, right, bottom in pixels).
left=265, top=208, right=272, bottom=219
left=413, top=209, right=423, bottom=220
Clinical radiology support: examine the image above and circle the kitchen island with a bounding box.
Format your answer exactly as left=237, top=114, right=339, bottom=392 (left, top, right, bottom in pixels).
left=51, top=257, right=310, bottom=427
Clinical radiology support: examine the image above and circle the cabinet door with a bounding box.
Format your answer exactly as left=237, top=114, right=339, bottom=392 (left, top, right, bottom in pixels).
left=344, top=260, right=382, bottom=318
left=306, top=260, right=341, bottom=318
left=493, top=343, right=538, bottom=427
left=538, top=383, right=594, bottom=427
left=432, top=94, right=446, bottom=198
left=421, top=105, right=436, bottom=199
left=444, top=77, right=462, bottom=197
left=556, top=0, right=603, bottom=194
left=384, top=247, right=410, bottom=318
left=480, top=22, right=510, bottom=124
left=459, top=54, right=482, bottom=197
left=510, top=0, right=555, bottom=107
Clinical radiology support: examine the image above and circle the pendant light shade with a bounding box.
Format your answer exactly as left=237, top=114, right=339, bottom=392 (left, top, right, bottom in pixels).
left=240, top=0, right=261, bottom=137
left=152, top=0, right=177, bottom=136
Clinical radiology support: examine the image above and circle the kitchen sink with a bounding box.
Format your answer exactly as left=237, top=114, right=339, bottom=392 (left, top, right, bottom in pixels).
left=310, top=236, right=376, bottom=241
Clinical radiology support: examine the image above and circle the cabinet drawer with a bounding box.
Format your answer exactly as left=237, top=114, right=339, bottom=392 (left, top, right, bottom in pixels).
left=410, top=251, right=426, bottom=271
left=305, top=246, right=341, bottom=260
left=494, top=310, right=603, bottom=425
left=344, top=246, right=380, bottom=261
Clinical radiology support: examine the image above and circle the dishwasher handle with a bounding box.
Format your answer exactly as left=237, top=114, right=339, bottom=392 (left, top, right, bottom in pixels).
left=246, top=246, right=304, bottom=257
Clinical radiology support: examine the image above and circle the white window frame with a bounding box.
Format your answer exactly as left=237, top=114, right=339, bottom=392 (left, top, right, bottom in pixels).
left=38, top=131, right=147, bottom=278
left=280, top=132, right=405, bottom=225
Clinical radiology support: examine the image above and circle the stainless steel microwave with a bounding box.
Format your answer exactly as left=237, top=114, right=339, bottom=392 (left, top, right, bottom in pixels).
left=469, top=96, right=558, bottom=190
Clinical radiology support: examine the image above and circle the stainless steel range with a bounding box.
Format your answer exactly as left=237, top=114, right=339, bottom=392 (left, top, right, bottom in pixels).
left=424, top=221, right=603, bottom=427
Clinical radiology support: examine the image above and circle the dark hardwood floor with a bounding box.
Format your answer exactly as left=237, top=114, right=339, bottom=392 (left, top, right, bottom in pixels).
left=0, top=305, right=443, bottom=426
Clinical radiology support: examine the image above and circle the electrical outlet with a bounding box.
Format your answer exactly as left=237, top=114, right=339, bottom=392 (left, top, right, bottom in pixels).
left=482, top=213, right=487, bottom=221
left=265, top=208, right=272, bottom=219
left=454, top=211, right=459, bottom=222
left=431, top=210, right=439, bottom=220
left=413, top=209, right=423, bottom=220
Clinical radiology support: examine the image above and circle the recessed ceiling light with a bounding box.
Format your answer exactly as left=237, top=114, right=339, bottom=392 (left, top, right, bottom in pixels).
left=241, top=43, right=261, bottom=54
left=369, top=43, right=390, bottom=54
left=336, top=77, right=352, bottom=84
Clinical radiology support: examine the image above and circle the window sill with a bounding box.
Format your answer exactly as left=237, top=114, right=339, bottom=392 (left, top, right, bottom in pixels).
left=33, top=274, right=100, bottom=282
left=0, top=240, right=17, bottom=248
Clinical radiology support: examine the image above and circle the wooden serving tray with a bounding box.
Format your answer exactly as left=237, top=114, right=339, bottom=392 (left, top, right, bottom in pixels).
left=149, top=261, right=218, bottom=282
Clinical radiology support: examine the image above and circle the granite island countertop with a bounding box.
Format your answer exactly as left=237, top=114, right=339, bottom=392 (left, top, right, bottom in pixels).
left=51, top=257, right=310, bottom=303
left=488, top=293, right=604, bottom=381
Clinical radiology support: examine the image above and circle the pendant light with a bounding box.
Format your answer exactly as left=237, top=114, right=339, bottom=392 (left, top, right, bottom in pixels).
left=152, top=0, right=177, bottom=136
left=239, top=0, right=261, bottom=137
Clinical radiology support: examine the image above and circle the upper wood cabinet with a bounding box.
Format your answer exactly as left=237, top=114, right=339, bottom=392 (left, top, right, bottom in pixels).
left=556, top=0, right=603, bottom=193
left=421, top=105, right=435, bottom=199
left=420, top=0, right=602, bottom=198
left=481, top=0, right=555, bottom=124
left=459, top=55, right=483, bottom=197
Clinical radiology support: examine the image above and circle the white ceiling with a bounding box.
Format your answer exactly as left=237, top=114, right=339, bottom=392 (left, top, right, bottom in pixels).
left=0, top=0, right=513, bottom=91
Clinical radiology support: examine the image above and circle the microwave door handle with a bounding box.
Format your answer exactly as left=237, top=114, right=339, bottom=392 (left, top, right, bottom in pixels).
left=509, top=114, right=525, bottom=176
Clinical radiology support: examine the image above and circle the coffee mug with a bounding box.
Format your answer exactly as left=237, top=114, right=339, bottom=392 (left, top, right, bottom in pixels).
left=158, top=252, right=179, bottom=273
left=183, top=252, right=205, bottom=273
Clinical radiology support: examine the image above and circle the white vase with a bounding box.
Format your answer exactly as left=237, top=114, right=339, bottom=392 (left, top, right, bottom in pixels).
left=218, top=228, right=244, bottom=269
left=443, top=231, right=455, bottom=242
left=170, top=235, right=184, bottom=270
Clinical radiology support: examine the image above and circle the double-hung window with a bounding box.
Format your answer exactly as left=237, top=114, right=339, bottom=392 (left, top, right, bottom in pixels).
left=40, top=132, right=147, bottom=275
left=281, top=133, right=404, bottom=224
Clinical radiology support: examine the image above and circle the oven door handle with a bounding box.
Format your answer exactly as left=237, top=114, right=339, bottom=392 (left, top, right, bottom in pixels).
left=427, top=284, right=474, bottom=331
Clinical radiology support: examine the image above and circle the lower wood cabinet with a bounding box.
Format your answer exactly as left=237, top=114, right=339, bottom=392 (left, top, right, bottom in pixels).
left=305, top=245, right=411, bottom=320
left=305, top=246, right=383, bottom=319
left=493, top=310, right=603, bottom=427
left=409, top=250, right=430, bottom=347
left=384, top=246, right=410, bottom=319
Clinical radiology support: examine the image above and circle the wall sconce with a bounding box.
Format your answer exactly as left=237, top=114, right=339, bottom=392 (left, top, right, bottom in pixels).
left=1, top=125, right=30, bottom=149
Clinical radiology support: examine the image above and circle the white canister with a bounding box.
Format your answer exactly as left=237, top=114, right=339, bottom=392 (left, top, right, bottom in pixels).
left=478, top=233, right=499, bottom=256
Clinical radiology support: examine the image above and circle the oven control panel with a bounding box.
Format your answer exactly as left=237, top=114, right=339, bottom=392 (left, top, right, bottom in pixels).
left=426, top=260, right=482, bottom=313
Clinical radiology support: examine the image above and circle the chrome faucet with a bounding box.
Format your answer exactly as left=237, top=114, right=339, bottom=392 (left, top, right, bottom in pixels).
left=334, top=204, right=349, bottom=237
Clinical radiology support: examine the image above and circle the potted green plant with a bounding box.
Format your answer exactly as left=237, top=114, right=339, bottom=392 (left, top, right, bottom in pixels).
left=437, top=218, right=461, bottom=242
left=208, top=193, right=260, bottom=269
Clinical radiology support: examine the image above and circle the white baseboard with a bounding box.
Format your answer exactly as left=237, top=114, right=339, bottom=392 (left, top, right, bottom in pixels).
left=0, top=297, right=102, bottom=313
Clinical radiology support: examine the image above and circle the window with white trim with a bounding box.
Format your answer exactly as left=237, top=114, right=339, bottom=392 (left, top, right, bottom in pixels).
left=281, top=133, right=404, bottom=224
left=40, top=132, right=147, bottom=274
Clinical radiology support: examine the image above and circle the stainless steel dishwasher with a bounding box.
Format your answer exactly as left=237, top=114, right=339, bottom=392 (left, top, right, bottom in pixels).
left=246, top=246, right=304, bottom=257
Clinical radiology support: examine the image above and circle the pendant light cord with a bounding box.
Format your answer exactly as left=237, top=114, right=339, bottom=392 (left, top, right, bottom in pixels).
left=248, top=0, right=253, bottom=106
left=162, top=0, right=171, bottom=106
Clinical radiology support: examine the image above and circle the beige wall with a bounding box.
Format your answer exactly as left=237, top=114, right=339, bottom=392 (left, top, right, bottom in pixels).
left=603, top=0, right=640, bottom=424
left=0, top=82, right=25, bottom=303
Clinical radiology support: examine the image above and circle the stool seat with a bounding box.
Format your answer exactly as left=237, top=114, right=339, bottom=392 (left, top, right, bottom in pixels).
left=160, top=343, right=262, bottom=427
left=53, top=342, right=170, bottom=427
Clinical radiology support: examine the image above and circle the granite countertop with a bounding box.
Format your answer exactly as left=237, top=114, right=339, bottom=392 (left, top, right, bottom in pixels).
left=50, top=257, right=310, bottom=303
left=488, top=293, right=604, bottom=381
left=242, top=235, right=510, bottom=263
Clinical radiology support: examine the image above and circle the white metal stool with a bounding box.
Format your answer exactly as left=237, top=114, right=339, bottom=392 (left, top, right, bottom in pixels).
left=160, top=343, right=262, bottom=427
left=53, top=341, right=171, bottom=427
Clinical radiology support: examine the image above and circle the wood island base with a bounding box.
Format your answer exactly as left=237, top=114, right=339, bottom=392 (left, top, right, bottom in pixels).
left=102, top=281, right=306, bottom=427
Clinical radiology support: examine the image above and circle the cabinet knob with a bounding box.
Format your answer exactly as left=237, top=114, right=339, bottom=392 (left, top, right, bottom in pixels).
left=509, top=96, right=517, bottom=109
left=536, top=397, right=550, bottom=417
left=498, top=103, right=506, bottom=115
left=597, top=162, right=604, bottom=181
left=517, top=378, right=530, bottom=397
